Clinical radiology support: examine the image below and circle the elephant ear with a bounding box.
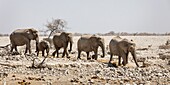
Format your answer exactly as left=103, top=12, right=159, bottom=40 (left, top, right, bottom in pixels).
left=26, top=28, right=38, bottom=40
left=28, top=28, right=38, bottom=33
left=25, top=29, right=33, bottom=34
left=119, top=40, right=129, bottom=53
left=97, top=37, right=101, bottom=41
left=90, top=36, right=97, bottom=42
left=60, top=32, right=70, bottom=42
left=128, top=42, right=136, bottom=52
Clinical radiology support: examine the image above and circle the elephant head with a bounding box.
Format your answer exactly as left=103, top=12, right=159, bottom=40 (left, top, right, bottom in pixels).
left=118, top=40, right=139, bottom=67
left=26, top=28, right=39, bottom=52
left=26, top=28, right=39, bottom=41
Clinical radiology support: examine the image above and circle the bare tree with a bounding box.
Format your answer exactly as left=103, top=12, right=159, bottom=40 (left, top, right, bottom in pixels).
left=45, top=18, right=67, bottom=38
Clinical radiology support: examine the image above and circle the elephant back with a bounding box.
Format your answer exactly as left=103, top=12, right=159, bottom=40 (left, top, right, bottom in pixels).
left=13, top=28, right=37, bottom=33
left=81, top=34, right=92, bottom=39
left=78, top=37, right=90, bottom=46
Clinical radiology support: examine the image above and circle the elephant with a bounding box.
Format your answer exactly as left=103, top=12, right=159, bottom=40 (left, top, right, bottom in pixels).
left=37, top=40, right=50, bottom=56
left=10, top=28, right=39, bottom=54
left=109, top=36, right=139, bottom=67
left=52, top=32, right=73, bottom=58
left=43, top=38, right=53, bottom=48
left=77, top=35, right=105, bottom=60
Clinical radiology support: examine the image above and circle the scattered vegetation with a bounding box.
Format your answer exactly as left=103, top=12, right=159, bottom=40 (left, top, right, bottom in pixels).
left=40, top=18, right=68, bottom=38
left=73, top=31, right=170, bottom=36
left=1, top=31, right=170, bottom=36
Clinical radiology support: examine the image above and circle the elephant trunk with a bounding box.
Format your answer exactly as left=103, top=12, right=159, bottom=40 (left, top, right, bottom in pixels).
left=68, top=41, right=72, bottom=53
left=131, top=51, right=139, bottom=67
left=68, top=36, right=73, bottom=53
left=35, top=37, right=39, bottom=52
left=100, top=42, right=105, bottom=58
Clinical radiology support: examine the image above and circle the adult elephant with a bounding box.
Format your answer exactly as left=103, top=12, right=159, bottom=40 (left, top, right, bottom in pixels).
left=77, top=35, right=105, bottom=60
left=52, top=32, right=73, bottom=58
left=10, top=28, right=39, bottom=54
left=109, top=36, right=139, bottom=67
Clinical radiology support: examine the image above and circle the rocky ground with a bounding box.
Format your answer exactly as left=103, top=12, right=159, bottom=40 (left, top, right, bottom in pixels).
left=0, top=36, right=170, bottom=85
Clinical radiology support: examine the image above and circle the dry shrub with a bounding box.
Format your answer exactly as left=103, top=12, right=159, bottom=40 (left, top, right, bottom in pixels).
left=159, top=54, right=170, bottom=60
left=137, top=57, right=146, bottom=62
left=136, top=48, right=148, bottom=51
left=168, top=60, right=170, bottom=65
left=159, top=45, right=170, bottom=49
left=18, top=80, right=31, bottom=85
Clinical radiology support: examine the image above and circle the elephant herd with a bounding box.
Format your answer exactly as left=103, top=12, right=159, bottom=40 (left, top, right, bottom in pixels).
left=9, top=28, right=139, bottom=67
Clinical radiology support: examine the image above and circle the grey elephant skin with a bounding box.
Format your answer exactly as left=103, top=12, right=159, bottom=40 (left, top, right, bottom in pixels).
left=109, top=36, right=139, bottom=67
left=52, top=32, right=73, bottom=58
left=43, top=38, right=53, bottom=48
left=37, top=40, right=50, bottom=57
left=10, top=28, right=39, bottom=54
left=77, top=35, right=105, bottom=60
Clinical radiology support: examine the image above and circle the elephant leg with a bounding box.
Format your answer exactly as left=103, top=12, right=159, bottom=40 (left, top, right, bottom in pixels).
left=27, top=42, right=31, bottom=54
left=86, top=52, right=91, bottom=60
left=46, top=49, right=49, bottom=56
left=25, top=43, right=31, bottom=54
left=118, top=56, right=121, bottom=66
left=56, top=50, right=59, bottom=58
left=42, top=50, right=45, bottom=56
left=109, top=53, right=113, bottom=63
left=37, top=51, right=39, bottom=56
left=14, top=46, right=18, bottom=52
left=52, top=50, right=57, bottom=57
left=77, top=50, right=81, bottom=59
left=126, top=52, right=129, bottom=64
left=10, top=45, right=14, bottom=52
left=65, top=48, right=70, bottom=58
left=122, top=54, right=127, bottom=66
left=94, top=49, right=98, bottom=60
left=28, top=45, right=31, bottom=54
left=62, top=48, right=67, bottom=58
left=25, top=47, right=28, bottom=55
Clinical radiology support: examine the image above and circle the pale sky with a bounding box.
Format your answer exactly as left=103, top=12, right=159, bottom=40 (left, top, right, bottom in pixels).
left=0, top=0, right=170, bottom=34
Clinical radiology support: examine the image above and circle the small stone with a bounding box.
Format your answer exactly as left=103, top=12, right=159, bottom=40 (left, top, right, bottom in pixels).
left=70, top=64, right=76, bottom=68
left=105, top=83, right=110, bottom=85
left=168, top=60, right=170, bottom=65
left=95, top=70, right=101, bottom=74
left=12, top=75, right=16, bottom=77
left=70, top=78, right=79, bottom=83
left=91, top=75, right=99, bottom=79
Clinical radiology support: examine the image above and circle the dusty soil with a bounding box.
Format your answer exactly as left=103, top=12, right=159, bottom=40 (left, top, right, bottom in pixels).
left=0, top=36, right=170, bottom=85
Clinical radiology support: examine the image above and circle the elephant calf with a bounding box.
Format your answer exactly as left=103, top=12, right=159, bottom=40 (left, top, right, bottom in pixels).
left=109, top=36, right=139, bottom=67
left=37, top=40, right=50, bottom=56
left=43, top=38, right=53, bottom=48
left=77, top=35, right=105, bottom=60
